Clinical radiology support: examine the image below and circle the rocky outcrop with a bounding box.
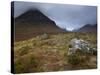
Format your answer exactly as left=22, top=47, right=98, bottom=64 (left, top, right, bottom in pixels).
left=68, top=38, right=97, bottom=55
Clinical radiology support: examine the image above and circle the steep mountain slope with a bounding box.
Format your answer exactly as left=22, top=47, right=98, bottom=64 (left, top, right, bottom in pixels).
left=15, top=9, right=55, bottom=23
left=15, top=10, right=66, bottom=41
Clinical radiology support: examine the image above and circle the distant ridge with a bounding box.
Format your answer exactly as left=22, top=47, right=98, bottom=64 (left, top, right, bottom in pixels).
left=73, top=24, right=97, bottom=33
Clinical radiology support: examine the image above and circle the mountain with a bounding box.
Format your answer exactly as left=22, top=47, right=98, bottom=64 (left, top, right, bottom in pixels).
left=15, top=9, right=55, bottom=24
left=73, top=24, right=97, bottom=33
left=15, top=10, right=66, bottom=41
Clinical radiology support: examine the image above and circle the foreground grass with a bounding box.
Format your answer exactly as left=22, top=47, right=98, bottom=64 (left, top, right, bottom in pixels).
left=14, top=32, right=97, bottom=73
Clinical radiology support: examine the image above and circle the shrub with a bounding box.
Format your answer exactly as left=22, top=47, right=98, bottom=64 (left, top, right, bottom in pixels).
left=14, top=54, right=39, bottom=73
left=67, top=50, right=91, bottom=66
left=19, top=46, right=31, bottom=56
left=68, top=44, right=72, bottom=48
left=89, top=47, right=97, bottom=55
left=68, top=54, right=81, bottom=65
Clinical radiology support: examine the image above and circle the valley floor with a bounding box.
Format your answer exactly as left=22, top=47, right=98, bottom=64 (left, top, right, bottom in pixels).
left=13, top=32, right=97, bottom=73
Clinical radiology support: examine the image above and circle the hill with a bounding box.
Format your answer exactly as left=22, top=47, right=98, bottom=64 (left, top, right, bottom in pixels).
left=73, top=24, right=97, bottom=33
left=15, top=10, right=66, bottom=41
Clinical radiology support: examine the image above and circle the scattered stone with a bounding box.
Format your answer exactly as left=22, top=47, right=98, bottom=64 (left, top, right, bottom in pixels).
left=40, top=33, right=49, bottom=40
left=36, top=33, right=49, bottom=40
left=68, top=38, right=97, bottom=55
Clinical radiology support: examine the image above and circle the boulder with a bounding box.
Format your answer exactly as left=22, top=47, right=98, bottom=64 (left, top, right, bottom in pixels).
left=68, top=38, right=97, bottom=55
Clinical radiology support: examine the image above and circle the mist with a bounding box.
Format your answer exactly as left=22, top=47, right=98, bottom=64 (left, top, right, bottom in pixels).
left=13, top=1, right=97, bottom=31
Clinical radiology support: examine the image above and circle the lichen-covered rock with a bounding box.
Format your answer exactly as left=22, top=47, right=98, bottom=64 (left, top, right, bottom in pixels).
left=36, top=33, right=49, bottom=40
left=68, top=38, right=97, bottom=55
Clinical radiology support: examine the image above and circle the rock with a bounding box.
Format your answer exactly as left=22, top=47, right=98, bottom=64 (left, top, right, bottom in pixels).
left=68, top=38, right=97, bottom=55
left=37, top=33, right=49, bottom=40
left=68, top=48, right=76, bottom=55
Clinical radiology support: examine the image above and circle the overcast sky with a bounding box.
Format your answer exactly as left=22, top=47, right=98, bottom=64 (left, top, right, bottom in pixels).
left=13, top=1, right=97, bottom=31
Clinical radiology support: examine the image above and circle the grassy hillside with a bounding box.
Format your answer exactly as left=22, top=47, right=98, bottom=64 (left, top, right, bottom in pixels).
left=14, top=32, right=97, bottom=73
left=15, top=22, right=66, bottom=41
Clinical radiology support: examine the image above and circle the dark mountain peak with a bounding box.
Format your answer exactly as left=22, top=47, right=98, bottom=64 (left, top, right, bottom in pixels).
left=15, top=9, right=55, bottom=24
left=15, top=9, right=66, bottom=41
left=16, top=9, right=44, bottom=19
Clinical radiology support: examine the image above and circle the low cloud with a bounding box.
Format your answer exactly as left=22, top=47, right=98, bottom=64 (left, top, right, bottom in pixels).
left=14, top=1, right=97, bottom=31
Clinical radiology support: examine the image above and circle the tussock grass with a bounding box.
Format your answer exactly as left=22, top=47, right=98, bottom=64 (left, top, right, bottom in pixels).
left=14, top=32, right=97, bottom=73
